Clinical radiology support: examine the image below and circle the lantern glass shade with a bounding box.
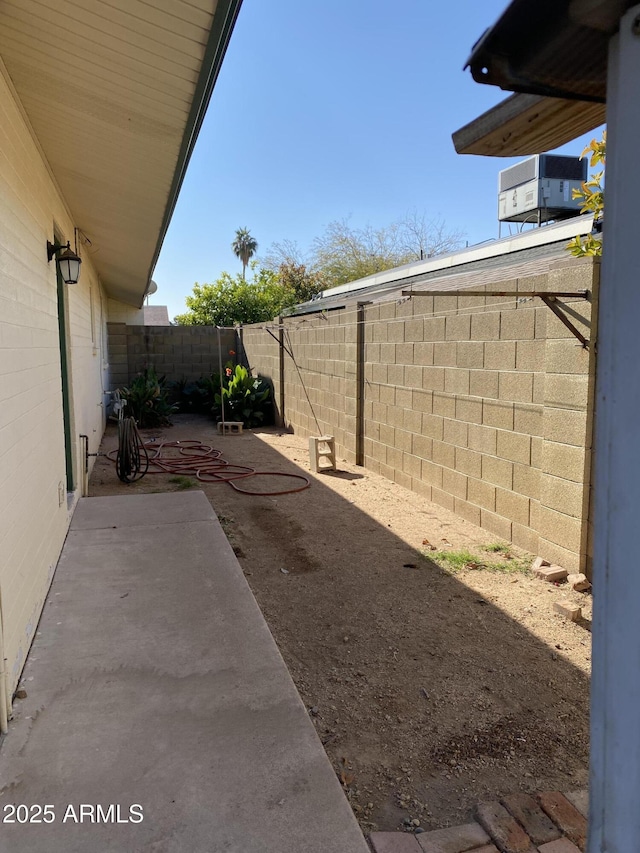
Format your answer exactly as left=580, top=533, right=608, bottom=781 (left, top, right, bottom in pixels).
left=57, top=246, right=82, bottom=284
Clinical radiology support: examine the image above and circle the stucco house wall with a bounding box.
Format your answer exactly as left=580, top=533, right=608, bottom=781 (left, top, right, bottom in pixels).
left=1, top=64, right=113, bottom=698
left=242, top=257, right=598, bottom=573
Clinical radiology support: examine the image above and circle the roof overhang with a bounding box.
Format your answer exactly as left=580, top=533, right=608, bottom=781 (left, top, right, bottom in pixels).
left=0, top=0, right=241, bottom=306
left=453, top=93, right=605, bottom=157
left=453, top=0, right=629, bottom=156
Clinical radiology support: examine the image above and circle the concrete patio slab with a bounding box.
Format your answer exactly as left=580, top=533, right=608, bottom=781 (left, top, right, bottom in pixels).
left=0, top=492, right=368, bottom=853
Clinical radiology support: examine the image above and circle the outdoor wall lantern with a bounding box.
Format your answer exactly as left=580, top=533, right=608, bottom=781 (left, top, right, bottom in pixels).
left=47, top=240, right=82, bottom=284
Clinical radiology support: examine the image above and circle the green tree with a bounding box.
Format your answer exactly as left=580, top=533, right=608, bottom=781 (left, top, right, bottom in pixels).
left=567, top=131, right=605, bottom=257
left=174, top=265, right=298, bottom=326
left=231, top=227, right=258, bottom=279
left=277, top=261, right=325, bottom=303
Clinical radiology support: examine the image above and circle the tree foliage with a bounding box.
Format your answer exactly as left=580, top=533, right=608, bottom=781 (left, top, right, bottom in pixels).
left=173, top=262, right=323, bottom=326
left=567, top=131, right=605, bottom=258
left=231, top=227, right=258, bottom=279
left=174, top=266, right=287, bottom=326
left=262, top=212, right=465, bottom=289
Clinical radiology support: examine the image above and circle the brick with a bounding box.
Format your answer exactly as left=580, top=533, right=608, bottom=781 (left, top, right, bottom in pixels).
left=500, top=309, right=536, bottom=341
left=445, top=313, right=471, bottom=341
left=468, top=477, right=496, bottom=511
left=567, top=573, right=591, bottom=592
left=540, top=474, right=586, bottom=519
left=433, top=441, right=455, bottom=469
left=499, top=371, right=534, bottom=404
left=432, top=487, right=455, bottom=512
left=541, top=442, right=588, bottom=485
left=538, top=791, right=587, bottom=850
left=405, top=318, right=424, bottom=341
left=536, top=506, right=584, bottom=552
left=444, top=368, right=470, bottom=395
left=536, top=537, right=582, bottom=574
left=468, top=424, right=497, bottom=455
left=563, top=790, right=589, bottom=819
left=471, top=311, right=500, bottom=341
left=442, top=467, right=468, bottom=500
left=405, top=364, right=424, bottom=389
left=482, top=455, right=514, bottom=490
left=413, top=390, right=433, bottom=413
left=470, top=369, right=499, bottom=399
left=457, top=341, right=484, bottom=368
left=423, top=366, right=446, bottom=392
left=543, top=374, right=589, bottom=410
left=423, top=317, right=446, bottom=341
left=370, top=833, right=422, bottom=853
left=480, top=509, right=512, bottom=541
left=501, top=793, right=561, bottom=845
left=443, top=418, right=468, bottom=447
left=483, top=400, right=514, bottom=430
left=545, top=339, right=591, bottom=375
left=434, top=342, right=457, bottom=366
left=531, top=556, right=551, bottom=572
left=535, top=564, right=568, bottom=582
left=485, top=340, right=516, bottom=370
left=456, top=447, right=482, bottom=478
left=423, top=413, right=445, bottom=440
left=495, top=488, right=530, bottom=526
left=537, top=840, right=582, bottom=853
left=414, top=341, right=435, bottom=365
left=433, top=392, right=456, bottom=418
left=497, top=430, right=531, bottom=465
left=515, top=339, right=544, bottom=371
left=456, top=397, right=483, bottom=425
left=513, top=464, right=540, bottom=500
left=542, top=409, right=588, bottom=447
left=396, top=342, right=415, bottom=364
left=553, top=600, right=582, bottom=621
left=511, top=523, right=539, bottom=554
left=454, top=498, right=481, bottom=526
left=416, top=821, right=490, bottom=853
left=513, top=403, right=543, bottom=436
left=476, top=801, right=536, bottom=853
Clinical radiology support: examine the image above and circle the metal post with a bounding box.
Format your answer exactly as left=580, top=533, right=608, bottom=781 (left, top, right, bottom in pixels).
left=355, top=303, right=366, bottom=466
left=217, top=326, right=225, bottom=436
left=589, top=7, right=640, bottom=851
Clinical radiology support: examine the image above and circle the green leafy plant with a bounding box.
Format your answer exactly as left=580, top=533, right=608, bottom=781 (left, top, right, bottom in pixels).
left=119, top=367, right=177, bottom=427
left=214, top=365, right=271, bottom=427
left=567, top=131, right=605, bottom=257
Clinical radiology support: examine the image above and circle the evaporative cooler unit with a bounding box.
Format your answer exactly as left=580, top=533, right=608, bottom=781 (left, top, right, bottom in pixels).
left=498, top=154, right=588, bottom=226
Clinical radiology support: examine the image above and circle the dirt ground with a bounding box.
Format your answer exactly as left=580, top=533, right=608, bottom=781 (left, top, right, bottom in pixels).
left=89, top=414, right=591, bottom=835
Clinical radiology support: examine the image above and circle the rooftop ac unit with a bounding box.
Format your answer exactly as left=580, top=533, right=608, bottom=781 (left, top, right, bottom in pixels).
left=498, top=154, right=587, bottom=224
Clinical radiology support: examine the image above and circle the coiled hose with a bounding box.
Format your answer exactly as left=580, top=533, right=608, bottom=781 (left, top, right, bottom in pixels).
left=115, top=416, right=149, bottom=483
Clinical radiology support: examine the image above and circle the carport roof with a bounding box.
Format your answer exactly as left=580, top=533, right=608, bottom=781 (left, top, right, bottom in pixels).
left=0, top=0, right=241, bottom=306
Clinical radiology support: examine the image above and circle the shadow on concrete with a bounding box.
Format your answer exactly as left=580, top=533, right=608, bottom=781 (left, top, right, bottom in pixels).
left=88, top=415, right=591, bottom=834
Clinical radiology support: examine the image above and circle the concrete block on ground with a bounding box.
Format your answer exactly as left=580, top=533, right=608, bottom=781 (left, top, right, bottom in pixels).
left=535, top=565, right=568, bottom=582
left=531, top=556, right=550, bottom=572
left=553, top=600, right=582, bottom=622
left=476, top=801, right=536, bottom=853
left=538, top=792, right=587, bottom=850
left=501, top=793, right=561, bottom=845
left=563, top=789, right=589, bottom=819
left=370, top=833, right=423, bottom=853
left=416, top=821, right=490, bottom=852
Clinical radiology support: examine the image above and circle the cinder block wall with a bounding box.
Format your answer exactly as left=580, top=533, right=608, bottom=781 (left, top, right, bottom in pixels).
left=240, top=323, right=284, bottom=424
left=242, top=257, right=598, bottom=572
left=106, top=324, right=237, bottom=388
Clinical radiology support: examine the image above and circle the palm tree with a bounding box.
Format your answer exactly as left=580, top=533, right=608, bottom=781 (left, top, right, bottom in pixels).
left=231, top=228, right=258, bottom=280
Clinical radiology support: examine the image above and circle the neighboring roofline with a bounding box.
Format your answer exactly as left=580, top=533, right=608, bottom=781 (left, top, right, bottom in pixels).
left=143, top=0, right=243, bottom=307
left=314, top=215, right=594, bottom=302
left=453, top=93, right=606, bottom=157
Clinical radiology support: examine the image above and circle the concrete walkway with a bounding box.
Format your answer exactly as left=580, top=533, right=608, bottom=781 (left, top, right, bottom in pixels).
left=0, top=492, right=369, bottom=853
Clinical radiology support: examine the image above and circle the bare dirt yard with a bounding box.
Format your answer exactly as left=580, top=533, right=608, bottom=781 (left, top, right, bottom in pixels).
left=89, top=414, right=591, bottom=835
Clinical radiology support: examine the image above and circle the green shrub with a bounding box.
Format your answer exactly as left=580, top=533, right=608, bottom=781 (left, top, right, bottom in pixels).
left=214, top=365, right=271, bottom=427
left=119, top=367, right=177, bottom=427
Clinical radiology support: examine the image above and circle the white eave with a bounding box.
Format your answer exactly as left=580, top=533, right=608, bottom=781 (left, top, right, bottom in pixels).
left=0, top=0, right=241, bottom=306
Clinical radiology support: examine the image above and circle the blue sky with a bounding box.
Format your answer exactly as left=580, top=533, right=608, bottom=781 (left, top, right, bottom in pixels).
left=151, top=0, right=602, bottom=320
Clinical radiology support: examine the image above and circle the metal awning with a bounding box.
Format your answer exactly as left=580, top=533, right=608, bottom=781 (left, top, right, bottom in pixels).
left=0, top=0, right=241, bottom=306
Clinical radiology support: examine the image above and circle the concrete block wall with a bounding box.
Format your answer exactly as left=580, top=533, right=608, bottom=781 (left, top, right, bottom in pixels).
left=106, top=324, right=237, bottom=389
left=242, top=257, right=598, bottom=572
left=240, top=324, right=283, bottom=424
